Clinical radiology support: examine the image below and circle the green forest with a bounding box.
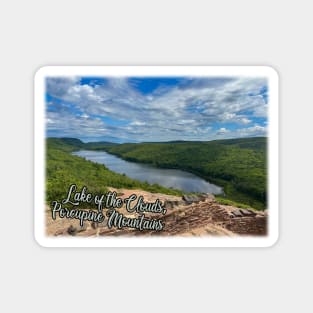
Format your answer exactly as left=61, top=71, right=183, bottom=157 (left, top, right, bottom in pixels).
left=102, top=137, right=267, bottom=210
left=46, top=138, right=182, bottom=205
left=46, top=137, right=267, bottom=210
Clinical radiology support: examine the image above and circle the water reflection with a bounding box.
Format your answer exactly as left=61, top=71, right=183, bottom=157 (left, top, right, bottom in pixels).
left=73, top=150, right=223, bottom=194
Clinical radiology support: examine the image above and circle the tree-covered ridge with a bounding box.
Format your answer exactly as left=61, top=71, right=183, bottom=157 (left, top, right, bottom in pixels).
left=46, top=137, right=267, bottom=210
left=103, top=137, right=267, bottom=210
left=46, top=138, right=182, bottom=204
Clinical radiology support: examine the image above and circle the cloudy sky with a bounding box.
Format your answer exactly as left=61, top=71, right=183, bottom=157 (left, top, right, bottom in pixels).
left=45, top=76, right=268, bottom=143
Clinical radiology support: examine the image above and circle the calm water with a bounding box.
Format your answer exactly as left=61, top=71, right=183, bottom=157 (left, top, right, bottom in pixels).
left=73, top=150, right=223, bottom=194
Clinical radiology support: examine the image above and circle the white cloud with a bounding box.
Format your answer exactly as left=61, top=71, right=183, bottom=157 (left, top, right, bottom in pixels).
left=46, top=77, right=80, bottom=97
left=236, top=125, right=267, bottom=137
left=130, top=121, right=146, bottom=126
left=217, top=127, right=229, bottom=135
left=46, top=76, right=268, bottom=142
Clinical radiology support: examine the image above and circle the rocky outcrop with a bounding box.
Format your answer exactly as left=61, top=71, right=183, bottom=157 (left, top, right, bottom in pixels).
left=225, top=216, right=267, bottom=235
left=182, top=193, right=214, bottom=204
left=164, top=200, right=185, bottom=209
left=47, top=188, right=267, bottom=237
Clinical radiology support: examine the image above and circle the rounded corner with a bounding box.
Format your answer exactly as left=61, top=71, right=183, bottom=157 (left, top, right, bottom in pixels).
left=34, top=231, right=48, bottom=248
left=263, top=65, right=279, bottom=81
left=264, top=231, right=280, bottom=248
left=34, top=66, right=50, bottom=82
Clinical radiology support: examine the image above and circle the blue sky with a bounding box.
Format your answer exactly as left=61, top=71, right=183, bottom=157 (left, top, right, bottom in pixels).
left=46, top=76, right=268, bottom=143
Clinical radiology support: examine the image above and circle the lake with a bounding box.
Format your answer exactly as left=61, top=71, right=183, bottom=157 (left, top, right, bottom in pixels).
left=73, top=150, right=223, bottom=194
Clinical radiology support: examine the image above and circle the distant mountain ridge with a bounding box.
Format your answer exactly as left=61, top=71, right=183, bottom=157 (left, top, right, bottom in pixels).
left=47, top=136, right=267, bottom=147
left=47, top=137, right=117, bottom=151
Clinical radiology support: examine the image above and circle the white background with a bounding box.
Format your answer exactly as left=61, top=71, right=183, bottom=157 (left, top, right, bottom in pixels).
left=0, top=0, right=312, bottom=312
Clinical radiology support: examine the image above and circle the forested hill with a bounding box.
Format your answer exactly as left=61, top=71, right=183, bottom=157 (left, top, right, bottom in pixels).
left=102, top=137, right=267, bottom=210
left=46, top=138, right=181, bottom=203
left=46, top=137, right=267, bottom=210
left=46, top=137, right=116, bottom=152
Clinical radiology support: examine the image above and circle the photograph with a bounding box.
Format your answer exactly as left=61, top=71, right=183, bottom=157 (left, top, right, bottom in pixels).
left=35, top=66, right=278, bottom=246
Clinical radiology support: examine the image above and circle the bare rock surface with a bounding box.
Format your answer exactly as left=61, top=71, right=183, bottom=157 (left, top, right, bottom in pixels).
left=46, top=187, right=267, bottom=237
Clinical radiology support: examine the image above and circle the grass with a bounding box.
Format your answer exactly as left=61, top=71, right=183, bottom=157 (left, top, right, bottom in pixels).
left=215, top=196, right=254, bottom=209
